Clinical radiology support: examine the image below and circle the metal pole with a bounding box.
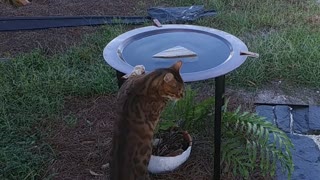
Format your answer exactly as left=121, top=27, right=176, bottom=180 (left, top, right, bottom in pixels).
left=213, top=75, right=225, bottom=180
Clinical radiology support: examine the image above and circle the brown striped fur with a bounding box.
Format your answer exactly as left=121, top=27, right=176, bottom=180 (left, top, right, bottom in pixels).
left=4, top=0, right=30, bottom=7
left=110, top=61, right=185, bottom=180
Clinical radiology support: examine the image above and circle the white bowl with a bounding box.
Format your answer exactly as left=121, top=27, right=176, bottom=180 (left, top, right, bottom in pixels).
left=148, top=132, right=192, bottom=174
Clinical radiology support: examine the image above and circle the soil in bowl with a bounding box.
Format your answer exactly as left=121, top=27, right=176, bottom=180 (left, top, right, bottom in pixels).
left=152, top=127, right=191, bottom=157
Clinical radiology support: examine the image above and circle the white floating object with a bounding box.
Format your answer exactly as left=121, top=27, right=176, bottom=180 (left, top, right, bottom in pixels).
left=122, top=65, right=145, bottom=79
left=153, top=46, right=197, bottom=58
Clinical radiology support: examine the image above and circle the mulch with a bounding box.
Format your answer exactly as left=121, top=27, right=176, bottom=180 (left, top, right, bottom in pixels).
left=44, top=95, right=117, bottom=180
left=0, top=0, right=164, bottom=57
left=0, top=0, right=139, bottom=17
left=44, top=94, right=214, bottom=180
left=43, top=91, right=266, bottom=180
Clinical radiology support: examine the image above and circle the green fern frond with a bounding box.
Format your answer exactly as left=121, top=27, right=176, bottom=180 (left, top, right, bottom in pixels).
left=160, top=86, right=214, bottom=132
left=160, top=88, right=293, bottom=179
left=222, top=105, right=294, bottom=179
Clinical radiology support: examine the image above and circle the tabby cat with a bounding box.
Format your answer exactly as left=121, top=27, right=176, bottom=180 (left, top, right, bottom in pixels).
left=110, top=61, right=185, bottom=180
left=4, top=0, right=30, bottom=7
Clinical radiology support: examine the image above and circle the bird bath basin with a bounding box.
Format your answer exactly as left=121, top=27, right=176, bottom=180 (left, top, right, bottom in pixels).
left=103, top=24, right=255, bottom=82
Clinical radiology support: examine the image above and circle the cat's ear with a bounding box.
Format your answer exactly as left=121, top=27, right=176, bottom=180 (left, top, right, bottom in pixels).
left=164, top=73, right=174, bottom=83
left=170, top=60, right=183, bottom=72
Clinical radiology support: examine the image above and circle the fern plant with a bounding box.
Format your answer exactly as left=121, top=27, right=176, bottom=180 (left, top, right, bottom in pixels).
left=160, top=88, right=294, bottom=179
left=160, top=86, right=214, bottom=132
left=222, top=102, right=294, bottom=179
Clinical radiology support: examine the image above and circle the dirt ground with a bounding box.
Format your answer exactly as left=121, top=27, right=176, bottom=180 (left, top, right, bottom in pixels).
left=44, top=95, right=216, bottom=180
left=44, top=92, right=265, bottom=180
left=0, top=0, right=166, bottom=57
left=45, top=95, right=116, bottom=180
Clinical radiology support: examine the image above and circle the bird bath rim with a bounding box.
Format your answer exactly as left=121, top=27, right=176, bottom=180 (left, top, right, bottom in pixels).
left=103, top=24, right=249, bottom=82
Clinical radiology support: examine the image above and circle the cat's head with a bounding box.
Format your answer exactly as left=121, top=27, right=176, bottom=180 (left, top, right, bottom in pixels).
left=158, top=61, right=185, bottom=101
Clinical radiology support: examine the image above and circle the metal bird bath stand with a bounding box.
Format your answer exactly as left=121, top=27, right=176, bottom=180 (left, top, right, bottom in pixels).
left=103, top=24, right=256, bottom=180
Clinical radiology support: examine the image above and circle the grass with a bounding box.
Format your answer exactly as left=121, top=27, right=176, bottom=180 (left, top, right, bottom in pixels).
left=0, top=27, right=123, bottom=179
left=165, top=0, right=320, bottom=88
left=231, top=26, right=320, bottom=87
left=1, top=0, right=320, bottom=179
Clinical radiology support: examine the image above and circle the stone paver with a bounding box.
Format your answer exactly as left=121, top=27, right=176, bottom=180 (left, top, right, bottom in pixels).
left=276, top=135, right=320, bottom=180
left=292, top=107, right=309, bottom=134
left=256, top=105, right=320, bottom=180
left=255, top=105, right=275, bottom=124
left=309, top=106, right=320, bottom=131
left=274, top=105, right=291, bottom=133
